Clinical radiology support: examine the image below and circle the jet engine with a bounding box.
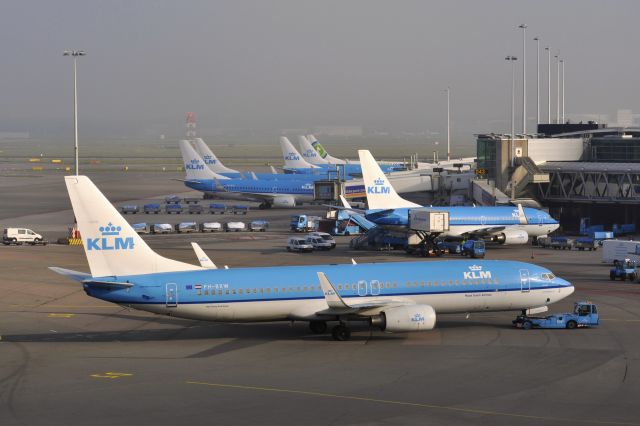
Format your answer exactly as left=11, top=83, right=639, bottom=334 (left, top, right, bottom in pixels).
left=492, top=229, right=529, bottom=245
left=370, top=305, right=436, bottom=332
left=271, top=195, right=297, bottom=208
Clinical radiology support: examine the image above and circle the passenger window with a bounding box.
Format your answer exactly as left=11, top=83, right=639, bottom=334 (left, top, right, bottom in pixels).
left=238, top=289, right=243, bottom=294
left=274, top=288, right=278, bottom=293
left=225, top=289, right=230, bottom=295
left=338, top=285, right=342, bottom=290
left=218, top=290, right=222, bottom=295
left=481, top=279, right=486, bottom=285
left=405, top=282, right=410, bottom=288
left=455, top=280, right=460, bottom=286
left=266, top=288, right=270, bottom=293
left=494, top=279, right=499, bottom=284
left=393, top=283, right=397, bottom=288
left=386, top=282, right=391, bottom=289
left=304, top=286, right=308, bottom=291
left=232, top=289, right=236, bottom=294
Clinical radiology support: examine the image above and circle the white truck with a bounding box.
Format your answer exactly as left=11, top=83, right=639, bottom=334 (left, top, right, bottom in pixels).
left=601, top=240, right=640, bottom=265
left=3, top=228, right=47, bottom=245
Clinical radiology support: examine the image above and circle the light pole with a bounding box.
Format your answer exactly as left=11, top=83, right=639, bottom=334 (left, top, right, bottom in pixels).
left=561, top=59, right=565, bottom=123
left=555, top=54, right=560, bottom=124
left=534, top=37, right=540, bottom=128
left=63, top=49, right=86, bottom=176
left=518, top=24, right=527, bottom=134
left=446, top=87, right=451, bottom=161
left=506, top=55, right=518, bottom=166
left=545, top=47, right=551, bottom=123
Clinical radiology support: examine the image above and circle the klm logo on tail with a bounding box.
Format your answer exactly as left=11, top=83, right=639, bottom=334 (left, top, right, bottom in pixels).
left=202, top=155, right=217, bottom=165
left=463, top=265, right=492, bottom=280
left=303, top=149, right=317, bottom=159
left=367, top=177, right=390, bottom=195
left=86, top=223, right=135, bottom=251
left=285, top=152, right=300, bottom=161
left=186, top=159, right=205, bottom=170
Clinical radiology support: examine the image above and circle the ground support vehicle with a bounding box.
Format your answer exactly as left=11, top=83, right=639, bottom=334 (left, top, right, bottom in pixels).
left=610, top=259, right=637, bottom=281
left=460, top=240, right=486, bottom=258
left=232, top=205, right=249, bottom=215
left=290, top=215, right=320, bottom=232
left=209, top=203, right=227, bottom=214
left=132, top=223, right=150, bottom=234
left=3, top=228, right=47, bottom=245
left=286, top=236, right=314, bottom=252
left=249, top=220, right=269, bottom=232
left=188, top=204, right=203, bottom=214
left=183, top=197, right=202, bottom=204
left=308, top=232, right=336, bottom=249
left=574, top=237, right=598, bottom=251
left=143, top=203, right=161, bottom=214
left=152, top=223, right=173, bottom=234
left=165, top=204, right=183, bottom=214
left=550, top=236, right=574, bottom=250
left=306, top=236, right=333, bottom=250
left=165, top=195, right=181, bottom=204
left=225, top=221, right=246, bottom=232
left=513, top=301, right=599, bottom=330
left=602, top=240, right=640, bottom=265
left=200, top=222, right=222, bottom=232
left=120, top=205, right=139, bottom=214
left=176, top=222, right=198, bottom=233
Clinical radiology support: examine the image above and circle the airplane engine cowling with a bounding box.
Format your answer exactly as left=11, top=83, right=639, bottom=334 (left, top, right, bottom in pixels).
left=493, top=229, right=529, bottom=245
left=271, top=195, right=297, bottom=208
left=370, top=305, right=436, bottom=332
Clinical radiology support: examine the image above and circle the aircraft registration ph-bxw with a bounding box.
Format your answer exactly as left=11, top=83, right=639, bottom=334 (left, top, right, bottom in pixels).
left=358, top=150, right=560, bottom=244
left=51, top=175, right=574, bottom=340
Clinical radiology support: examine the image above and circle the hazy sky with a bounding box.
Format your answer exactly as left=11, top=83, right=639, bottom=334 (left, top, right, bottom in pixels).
left=2, top=0, right=638, bottom=139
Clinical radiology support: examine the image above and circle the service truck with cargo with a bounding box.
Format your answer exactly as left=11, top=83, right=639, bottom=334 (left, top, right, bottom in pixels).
left=601, top=240, right=640, bottom=265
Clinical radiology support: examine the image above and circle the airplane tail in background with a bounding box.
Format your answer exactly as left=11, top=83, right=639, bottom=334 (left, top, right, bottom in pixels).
left=279, top=137, right=320, bottom=169
left=64, top=176, right=202, bottom=278
left=307, top=134, right=346, bottom=165
left=358, top=149, right=420, bottom=210
left=298, top=135, right=328, bottom=165
left=179, top=140, right=229, bottom=182
left=192, top=138, right=239, bottom=174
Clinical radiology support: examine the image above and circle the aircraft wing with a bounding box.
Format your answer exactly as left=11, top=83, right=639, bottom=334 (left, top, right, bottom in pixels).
left=364, top=209, right=396, bottom=221
left=315, top=272, right=414, bottom=316
left=460, top=226, right=506, bottom=237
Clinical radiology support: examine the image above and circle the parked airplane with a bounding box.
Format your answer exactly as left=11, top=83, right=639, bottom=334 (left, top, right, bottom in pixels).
left=358, top=150, right=560, bottom=244
left=51, top=175, right=574, bottom=340
left=306, top=134, right=346, bottom=164
left=179, top=140, right=315, bottom=208
left=299, top=135, right=344, bottom=165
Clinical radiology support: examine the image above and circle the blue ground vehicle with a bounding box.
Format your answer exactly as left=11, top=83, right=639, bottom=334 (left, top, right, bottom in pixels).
left=460, top=240, right=486, bottom=258
left=513, top=301, right=599, bottom=330
left=610, top=259, right=637, bottom=281
left=165, top=204, right=183, bottom=214
left=290, top=215, right=320, bottom=232
left=143, top=203, right=161, bottom=214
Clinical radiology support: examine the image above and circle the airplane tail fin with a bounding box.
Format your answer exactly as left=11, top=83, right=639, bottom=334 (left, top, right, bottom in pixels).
left=298, top=135, right=328, bottom=165
left=64, top=176, right=201, bottom=278
left=307, top=134, right=346, bottom=165
left=358, top=150, right=420, bottom=210
left=279, top=137, right=319, bottom=169
left=179, top=140, right=229, bottom=181
left=192, top=138, right=239, bottom=174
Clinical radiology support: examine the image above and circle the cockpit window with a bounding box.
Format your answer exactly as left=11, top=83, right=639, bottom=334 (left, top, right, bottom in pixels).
left=541, top=273, right=555, bottom=280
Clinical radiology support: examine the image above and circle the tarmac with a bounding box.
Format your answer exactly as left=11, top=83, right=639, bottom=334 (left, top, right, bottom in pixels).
left=1, top=170, right=640, bottom=426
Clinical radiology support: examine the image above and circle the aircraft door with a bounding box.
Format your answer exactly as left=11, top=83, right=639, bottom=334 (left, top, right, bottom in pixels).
left=370, top=280, right=381, bottom=296
left=481, top=216, right=487, bottom=225
left=357, top=280, right=367, bottom=296
left=166, top=283, right=178, bottom=307
left=519, top=270, right=530, bottom=293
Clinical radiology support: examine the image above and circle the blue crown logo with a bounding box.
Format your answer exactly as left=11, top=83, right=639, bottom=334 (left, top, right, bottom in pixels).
left=99, top=223, right=122, bottom=236
left=374, top=177, right=385, bottom=186
left=469, top=265, right=482, bottom=271
left=190, top=159, right=200, bottom=164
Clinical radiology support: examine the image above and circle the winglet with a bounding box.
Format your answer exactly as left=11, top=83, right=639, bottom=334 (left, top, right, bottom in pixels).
left=351, top=258, right=357, bottom=265
left=270, top=165, right=278, bottom=174
left=191, top=242, right=217, bottom=269
left=517, top=203, right=528, bottom=225
left=317, top=272, right=350, bottom=309
left=339, top=195, right=352, bottom=209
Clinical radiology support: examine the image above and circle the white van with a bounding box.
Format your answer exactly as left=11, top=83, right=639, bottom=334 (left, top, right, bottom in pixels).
left=308, top=232, right=336, bottom=249
left=3, top=228, right=46, bottom=245
left=286, top=236, right=313, bottom=252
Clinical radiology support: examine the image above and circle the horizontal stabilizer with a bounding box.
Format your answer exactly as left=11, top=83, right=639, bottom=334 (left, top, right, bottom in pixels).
left=49, top=267, right=91, bottom=282
left=82, top=279, right=134, bottom=288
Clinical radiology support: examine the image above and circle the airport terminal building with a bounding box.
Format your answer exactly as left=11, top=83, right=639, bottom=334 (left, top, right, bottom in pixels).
left=475, top=124, right=640, bottom=231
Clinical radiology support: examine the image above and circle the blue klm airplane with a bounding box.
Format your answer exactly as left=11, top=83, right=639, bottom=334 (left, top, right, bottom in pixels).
left=179, top=140, right=318, bottom=208
left=50, top=175, right=574, bottom=340
left=358, top=150, right=560, bottom=244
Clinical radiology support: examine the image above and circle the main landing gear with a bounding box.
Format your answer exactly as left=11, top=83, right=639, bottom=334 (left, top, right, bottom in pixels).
left=258, top=202, right=272, bottom=210
left=308, top=321, right=352, bottom=341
